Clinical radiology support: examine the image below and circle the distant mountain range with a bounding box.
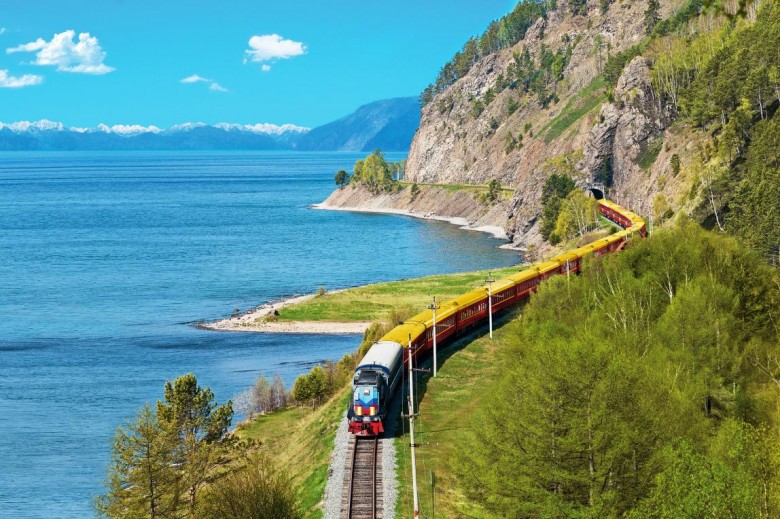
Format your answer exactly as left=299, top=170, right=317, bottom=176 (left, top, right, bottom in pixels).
left=0, top=97, right=420, bottom=152
left=294, top=97, right=420, bottom=152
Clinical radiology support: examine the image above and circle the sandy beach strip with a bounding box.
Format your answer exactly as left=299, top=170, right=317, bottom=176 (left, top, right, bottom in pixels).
left=197, top=293, right=371, bottom=335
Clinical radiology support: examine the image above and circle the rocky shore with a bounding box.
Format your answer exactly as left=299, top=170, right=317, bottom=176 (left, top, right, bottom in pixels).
left=315, top=183, right=518, bottom=245
left=197, top=293, right=371, bottom=334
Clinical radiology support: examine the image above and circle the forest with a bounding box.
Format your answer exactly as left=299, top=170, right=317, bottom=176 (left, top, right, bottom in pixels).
left=456, top=220, right=780, bottom=517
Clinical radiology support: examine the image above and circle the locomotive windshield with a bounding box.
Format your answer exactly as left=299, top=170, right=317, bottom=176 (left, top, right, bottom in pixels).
left=354, top=385, right=377, bottom=405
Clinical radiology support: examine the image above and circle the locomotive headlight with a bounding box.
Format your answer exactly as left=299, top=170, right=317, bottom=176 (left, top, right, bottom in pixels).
left=369, top=406, right=376, bottom=416
left=355, top=405, right=362, bottom=416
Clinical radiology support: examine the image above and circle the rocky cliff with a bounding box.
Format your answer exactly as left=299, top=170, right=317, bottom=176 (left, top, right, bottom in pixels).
left=402, top=0, right=699, bottom=248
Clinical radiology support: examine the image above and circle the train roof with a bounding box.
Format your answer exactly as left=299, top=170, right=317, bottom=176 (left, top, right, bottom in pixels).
left=356, top=341, right=403, bottom=373
left=380, top=321, right=426, bottom=346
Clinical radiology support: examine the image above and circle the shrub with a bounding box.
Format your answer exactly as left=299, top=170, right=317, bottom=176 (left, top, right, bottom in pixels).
left=200, top=455, right=301, bottom=519
left=670, top=154, right=681, bottom=176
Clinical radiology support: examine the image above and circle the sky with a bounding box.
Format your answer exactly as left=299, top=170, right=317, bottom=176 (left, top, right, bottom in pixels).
left=0, top=0, right=515, bottom=128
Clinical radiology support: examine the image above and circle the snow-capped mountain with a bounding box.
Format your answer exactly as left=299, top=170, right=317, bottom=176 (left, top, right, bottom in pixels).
left=0, top=119, right=311, bottom=150
left=0, top=97, right=420, bottom=151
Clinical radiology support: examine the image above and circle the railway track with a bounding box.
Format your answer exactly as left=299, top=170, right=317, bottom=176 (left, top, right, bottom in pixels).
left=343, top=436, right=382, bottom=519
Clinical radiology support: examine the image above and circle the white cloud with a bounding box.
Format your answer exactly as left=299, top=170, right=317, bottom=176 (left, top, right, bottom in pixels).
left=244, top=34, right=306, bottom=66
left=180, top=74, right=208, bottom=84
left=7, top=30, right=114, bottom=75
left=0, top=28, right=6, bottom=36
left=180, top=73, right=227, bottom=93
left=261, top=64, right=271, bottom=72
left=0, top=69, right=43, bottom=88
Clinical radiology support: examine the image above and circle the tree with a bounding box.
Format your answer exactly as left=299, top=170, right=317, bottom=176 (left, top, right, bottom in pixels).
left=251, top=375, right=272, bottom=415
left=156, top=374, right=233, bottom=517
left=552, top=190, right=597, bottom=242
left=334, top=170, right=349, bottom=189
left=481, top=179, right=503, bottom=203
left=630, top=441, right=759, bottom=518
left=96, top=404, right=181, bottom=519
left=291, top=366, right=328, bottom=407
left=644, top=0, right=661, bottom=35
left=540, top=172, right=576, bottom=241
left=269, top=373, right=288, bottom=410
left=352, top=149, right=395, bottom=194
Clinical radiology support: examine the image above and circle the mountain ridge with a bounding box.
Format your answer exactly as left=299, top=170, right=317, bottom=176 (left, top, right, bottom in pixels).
left=0, top=96, right=421, bottom=151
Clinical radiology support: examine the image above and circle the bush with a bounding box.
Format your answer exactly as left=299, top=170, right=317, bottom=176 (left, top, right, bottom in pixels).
left=200, top=456, right=302, bottom=519
left=670, top=154, right=681, bottom=176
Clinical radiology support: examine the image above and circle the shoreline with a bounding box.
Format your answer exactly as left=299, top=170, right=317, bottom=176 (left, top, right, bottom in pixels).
left=196, top=292, right=372, bottom=335
left=312, top=201, right=524, bottom=249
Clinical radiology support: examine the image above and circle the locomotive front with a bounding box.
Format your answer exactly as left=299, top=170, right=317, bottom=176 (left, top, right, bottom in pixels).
left=348, top=341, right=403, bottom=436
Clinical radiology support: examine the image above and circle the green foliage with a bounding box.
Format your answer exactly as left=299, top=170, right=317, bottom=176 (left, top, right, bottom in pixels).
left=507, top=41, right=575, bottom=108
left=540, top=171, right=576, bottom=240
left=291, top=355, right=357, bottom=408
left=436, top=95, right=453, bottom=114
left=603, top=45, right=642, bottom=87
left=96, top=404, right=181, bottom=519
left=652, top=0, right=703, bottom=37
left=540, top=76, right=606, bottom=143
left=670, top=153, right=681, bottom=175
left=469, top=98, right=484, bottom=119
left=419, top=1, right=551, bottom=106
left=726, top=117, right=780, bottom=263
left=334, top=169, right=349, bottom=189
left=156, top=374, right=233, bottom=517
left=570, top=0, right=587, bottom=16
left=551, top=189, right=597, bottom=242
left=644, top=0, right=661, bottom=35
left=506, top=96, right=519, bottom=116
left=350, top=149, right=400, bottom=194
left=504, top=132, right=522, bottom=153
left=200, top=456, right=302, bottom=519
left=456, top=221, right=780, bottom=517
left=630, top=440, right=757, bottom=518
left=98, top=375, right=234, bottom=518
left=637, top=138, right=663, bottom=170
left=479, top=179, right=503, bottom=204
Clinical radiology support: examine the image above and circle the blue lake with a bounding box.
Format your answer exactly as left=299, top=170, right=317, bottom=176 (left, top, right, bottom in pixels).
left=0, top=151, right=518, bottom=517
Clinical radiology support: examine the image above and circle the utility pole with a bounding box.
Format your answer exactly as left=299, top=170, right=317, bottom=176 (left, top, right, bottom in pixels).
left=407, top=335, right=420, bottom=518
left=485, top=272, right=494, bottom=339
left=428, top=296, right=439, bottom=377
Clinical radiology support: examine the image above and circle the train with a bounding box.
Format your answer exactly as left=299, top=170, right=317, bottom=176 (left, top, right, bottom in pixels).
left=348, top=198, right=646, bottom=436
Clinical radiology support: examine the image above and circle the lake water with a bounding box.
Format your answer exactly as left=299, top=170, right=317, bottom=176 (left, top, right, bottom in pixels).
left=0, top=151, right=518, bottom=518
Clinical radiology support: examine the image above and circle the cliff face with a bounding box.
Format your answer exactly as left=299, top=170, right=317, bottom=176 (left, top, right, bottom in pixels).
left=405, top=0, right=694, bottom=248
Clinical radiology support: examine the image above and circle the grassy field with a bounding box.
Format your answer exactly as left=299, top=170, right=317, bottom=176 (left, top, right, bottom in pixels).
left=540, top=76, right=606, bottom=143
left=277, top=265, right=525, bottom=323
left=235, top=389, right=350, bottom=518
left=393, top=311, right=519, bottom=518
left=398, top=181, right=515, bottom=197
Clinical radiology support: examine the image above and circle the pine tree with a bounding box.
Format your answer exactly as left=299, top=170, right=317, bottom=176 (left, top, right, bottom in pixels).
left=644, top=0, right=661, bottom=35
left=96, top=404, right=181, bottom=518
left=156, top=374, right=233, bottom=517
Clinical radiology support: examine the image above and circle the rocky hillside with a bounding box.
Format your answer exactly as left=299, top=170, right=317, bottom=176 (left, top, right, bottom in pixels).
left=402, top=0, right=780, bottom=259
left=406, top=0, right=691, bottom=248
